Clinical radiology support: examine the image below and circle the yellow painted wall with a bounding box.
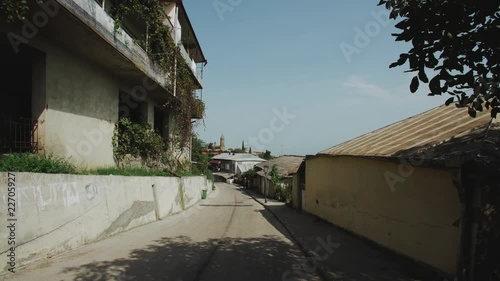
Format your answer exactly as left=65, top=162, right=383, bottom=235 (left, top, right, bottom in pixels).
left=292, top=174, right=300, bottom=209
left=305, top=156, right=460, bottom=274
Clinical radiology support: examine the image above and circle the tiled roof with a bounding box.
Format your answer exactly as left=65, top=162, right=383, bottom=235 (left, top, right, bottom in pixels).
left=319, top=105, right=496, bottom=161
left=256, top=156, right=305, bottom=178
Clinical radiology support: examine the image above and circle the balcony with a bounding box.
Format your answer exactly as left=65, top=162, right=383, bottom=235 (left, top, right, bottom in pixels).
left=180, top=45, right=203, bottom=85
left=191, top=98, right=205, bottom=119
left=54, top=0, right=206, bottom=95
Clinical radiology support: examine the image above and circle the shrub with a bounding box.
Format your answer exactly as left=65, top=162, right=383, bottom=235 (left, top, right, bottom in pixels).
left=112, top=118, right=168, bottom=168
left=0, top=154, right=76, bottom=174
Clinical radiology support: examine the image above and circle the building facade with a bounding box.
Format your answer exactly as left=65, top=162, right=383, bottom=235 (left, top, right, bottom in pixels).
left=0, top=0, right=206, bottom=168
left=305, top=105, right=499, bottom=277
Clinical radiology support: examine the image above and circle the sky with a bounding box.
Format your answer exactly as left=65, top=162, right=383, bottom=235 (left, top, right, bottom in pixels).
left=184, top=0, right=450, bottom=156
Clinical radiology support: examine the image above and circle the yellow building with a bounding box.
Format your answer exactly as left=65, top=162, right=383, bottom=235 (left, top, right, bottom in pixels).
left=304, top=105, right=499, bottom=278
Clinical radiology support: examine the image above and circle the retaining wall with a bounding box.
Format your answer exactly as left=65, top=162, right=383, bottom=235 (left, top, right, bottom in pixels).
left=0, top=173, right=213, bottom=273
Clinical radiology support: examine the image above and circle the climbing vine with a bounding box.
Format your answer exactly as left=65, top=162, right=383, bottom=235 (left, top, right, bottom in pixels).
left=0, top=0, right=205, bottom=165
left=112, top=118, right=167, bottom=168
left=0, top=0, right=35, bottom=22
left=109, top=0, right=203, bottom=148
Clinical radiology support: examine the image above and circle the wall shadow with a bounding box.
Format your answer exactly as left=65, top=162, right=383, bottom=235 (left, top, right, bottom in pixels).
left=239, top=187, right=447, bottom=281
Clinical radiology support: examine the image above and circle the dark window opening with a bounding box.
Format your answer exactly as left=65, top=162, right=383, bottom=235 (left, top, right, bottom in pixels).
left=119, top=92, right=147, bottom=125
left=0, top=36, right=40, bottom=153
left=154, top=107, right=165, bottom=137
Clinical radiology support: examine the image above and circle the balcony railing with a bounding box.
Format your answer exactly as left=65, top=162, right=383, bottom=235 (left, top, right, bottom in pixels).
left=0, top=117, right=39, bottom=153
left=179, top=45, right=203, bottom=84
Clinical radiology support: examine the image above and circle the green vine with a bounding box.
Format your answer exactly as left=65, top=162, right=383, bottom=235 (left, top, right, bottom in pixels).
left=269, top=164, right=287, bottom=202
left=1, top=0, right=204, bottom=152
left=110, top=0, right=202, bottom=148
left=112, top=118, right=167, bottom=168
left=0, top=0, right=42, bottom=23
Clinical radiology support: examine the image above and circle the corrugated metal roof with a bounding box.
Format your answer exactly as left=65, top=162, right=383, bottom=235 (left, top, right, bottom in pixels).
left=212, top=153, right=266, bottom=162
left=320, top=105, right=495, bottom=158
left=256, top=156, right=305, bottom=178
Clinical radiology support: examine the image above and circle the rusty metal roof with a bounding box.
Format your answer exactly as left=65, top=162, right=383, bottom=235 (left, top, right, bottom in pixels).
left=319, top=105, right=495, bottom=159
left=256, top=156, right=305, bottom=178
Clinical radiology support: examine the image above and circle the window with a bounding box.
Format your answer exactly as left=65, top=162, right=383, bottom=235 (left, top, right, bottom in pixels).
left=118, top=92, right=147, bottom=125
left=154, top=107, right=168, bottom=137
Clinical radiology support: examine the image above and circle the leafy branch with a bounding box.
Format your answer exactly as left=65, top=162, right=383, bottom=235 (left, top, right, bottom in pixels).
left=380, top=0, right=500, bottom=118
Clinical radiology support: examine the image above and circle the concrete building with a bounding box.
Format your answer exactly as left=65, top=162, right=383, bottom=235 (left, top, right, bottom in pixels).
left=305, top=105, right=499, bottom=277
left=255, top=155, right=304, bottom=202
left=0, top=0, right=206, bottom=168
left=211, top=153, right=265, bottom=180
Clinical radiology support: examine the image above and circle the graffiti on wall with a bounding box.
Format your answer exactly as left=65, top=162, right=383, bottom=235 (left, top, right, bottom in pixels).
left=2, top=182, right=101, bottom=212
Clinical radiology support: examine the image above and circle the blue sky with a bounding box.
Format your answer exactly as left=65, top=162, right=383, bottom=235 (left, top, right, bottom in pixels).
left=185, top=0, right=449, bottom=156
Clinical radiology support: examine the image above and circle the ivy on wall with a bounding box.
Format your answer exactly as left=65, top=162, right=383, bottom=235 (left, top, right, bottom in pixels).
left=109, top=0, right=203, bottom=148
left=1, top=0, right=204, bottom=150
left=112, top=118, right=167, bottom=168
left=0, top=0, right=31, bottom=22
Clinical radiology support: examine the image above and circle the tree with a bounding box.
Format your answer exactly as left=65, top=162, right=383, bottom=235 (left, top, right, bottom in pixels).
left=191, top=133, right=208, bottom=164
left=380, top=0, right=500, bottom=118
left=259, top=150, right=273, bottom=160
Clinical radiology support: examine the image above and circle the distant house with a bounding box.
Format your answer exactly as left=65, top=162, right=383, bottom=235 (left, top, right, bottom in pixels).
left=210, top=153, right=265, bottom=180
left=305, top=105, right=499, bottom=276
left=255, top=156, right=305, bottom=202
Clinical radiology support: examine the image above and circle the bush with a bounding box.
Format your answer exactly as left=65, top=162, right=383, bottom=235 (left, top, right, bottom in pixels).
left=0, top=154, right=76, bottom=174
left=112, top=118, right=168, bottom=168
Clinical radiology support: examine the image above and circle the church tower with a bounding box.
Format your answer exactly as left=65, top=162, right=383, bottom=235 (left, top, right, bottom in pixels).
left=220, top=135, right=226, bottom=151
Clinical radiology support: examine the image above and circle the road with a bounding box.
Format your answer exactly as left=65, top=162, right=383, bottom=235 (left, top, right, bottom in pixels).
left=4, top=183, right=321, bottom=281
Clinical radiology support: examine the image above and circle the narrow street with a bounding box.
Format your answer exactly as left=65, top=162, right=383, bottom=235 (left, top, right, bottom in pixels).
left=4, top=183, right=321, bottom=281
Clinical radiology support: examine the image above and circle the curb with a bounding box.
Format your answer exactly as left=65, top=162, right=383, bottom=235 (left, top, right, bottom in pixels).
left=240, top=187, right=331, bottom=281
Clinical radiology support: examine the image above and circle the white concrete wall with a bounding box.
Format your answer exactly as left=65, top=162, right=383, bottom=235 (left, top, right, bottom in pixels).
left=43, top=40, right=118, bottom=168
left=182, top=176, right=210, bottom=208
left=153, top=177, right=184, bottom=218
left=0, top=173, right=213, bottom=273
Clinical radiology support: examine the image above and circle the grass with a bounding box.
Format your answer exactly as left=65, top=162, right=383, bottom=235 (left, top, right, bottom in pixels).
left=82, top=167, right=170, bottom=177
left=1, top=153, right=214, bottom=180
left=0, top=153, right=76, bottom=174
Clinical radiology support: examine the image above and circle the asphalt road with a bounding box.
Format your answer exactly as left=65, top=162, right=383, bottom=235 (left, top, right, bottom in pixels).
left=3, top=183, right=321, bottom=281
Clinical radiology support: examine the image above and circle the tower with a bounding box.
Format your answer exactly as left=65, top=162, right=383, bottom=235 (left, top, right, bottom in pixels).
left=220, top=134, right=226, bottom=151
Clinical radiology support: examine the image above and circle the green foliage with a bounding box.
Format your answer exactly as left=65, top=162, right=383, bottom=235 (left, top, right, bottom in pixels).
left=379, top=0, right=500, bottom=118
left=259, top=150, right=273, bottom=160
left=192, top=98, right=205, bottom=119
left=0, top=0, right=30, bottom=22
left=268, top=164, right=287, bottom=202
left=242, top=168, right=257, bottom=179
left=0, top=154, right=76, bottom=174
left=83, top=167, right=170, bottom=177
left=109, top=0, right=203, bottom=147
left=274, top=184, right=287, bottom=203
left=112, top=118, right=168, bottom=168
left=268, top=164, right=280, bottom=186
left=190, top=133, right=214, bottom=182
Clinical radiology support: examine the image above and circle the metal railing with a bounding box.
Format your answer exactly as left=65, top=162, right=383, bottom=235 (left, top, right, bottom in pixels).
left=179, top=44, right=203, bottom=83
left=0, top=117, right=39, bottom=153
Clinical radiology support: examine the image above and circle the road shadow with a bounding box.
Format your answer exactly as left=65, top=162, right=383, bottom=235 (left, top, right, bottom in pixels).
left=61, top=235, right=313, bottom=281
